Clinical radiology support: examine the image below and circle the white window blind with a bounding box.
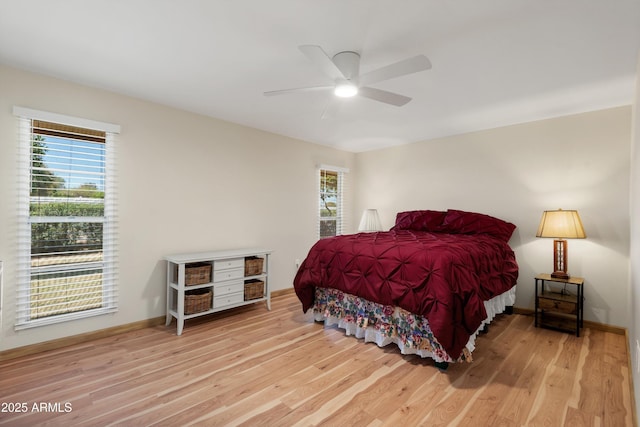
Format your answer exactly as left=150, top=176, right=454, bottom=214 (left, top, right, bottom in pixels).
left=318, top=165, right=348, bottom=239
left=14, top=107, right=120, bottom=329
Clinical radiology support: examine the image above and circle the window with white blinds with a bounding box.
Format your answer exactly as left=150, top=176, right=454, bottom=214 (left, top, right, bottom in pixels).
left=318, top=165, right=348, bottom=239
left=14, top=107, right=120, bottom=329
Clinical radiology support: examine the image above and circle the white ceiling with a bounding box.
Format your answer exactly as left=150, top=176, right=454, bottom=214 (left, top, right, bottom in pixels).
left=1, top=1, right=639, bottom=152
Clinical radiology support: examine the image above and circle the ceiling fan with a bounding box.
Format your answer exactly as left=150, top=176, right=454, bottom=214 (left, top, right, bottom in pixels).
left=264, top=45, right=432, bottom=109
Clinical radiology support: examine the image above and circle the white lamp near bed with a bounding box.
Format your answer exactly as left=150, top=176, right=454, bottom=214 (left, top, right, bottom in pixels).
left=536, top=209, right=586, bottom=279
left=358, top=209, right=383, bottom=232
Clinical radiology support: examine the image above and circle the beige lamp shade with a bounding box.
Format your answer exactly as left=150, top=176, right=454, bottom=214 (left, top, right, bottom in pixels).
left=358, top=209, right=383, bottom=232
left=536, top=209, right=586, bottom=239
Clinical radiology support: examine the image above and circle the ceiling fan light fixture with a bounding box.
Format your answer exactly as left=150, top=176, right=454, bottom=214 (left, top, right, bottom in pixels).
left=334, top=83, right=358, bottom=98
left=265, top=45, right=431, bottom=110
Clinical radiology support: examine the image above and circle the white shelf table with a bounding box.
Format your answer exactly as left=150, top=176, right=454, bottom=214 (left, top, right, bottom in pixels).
left=165, top=248, right=272, bottom=335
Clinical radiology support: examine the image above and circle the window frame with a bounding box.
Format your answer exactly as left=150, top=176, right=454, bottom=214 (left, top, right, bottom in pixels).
left=14, top=106, right=120, bottom=329
left=317, top=165, right=348, bottom=239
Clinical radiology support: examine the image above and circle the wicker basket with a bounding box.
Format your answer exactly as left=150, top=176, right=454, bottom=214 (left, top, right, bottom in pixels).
left=244, top=279, right=264, bottom=300
left=184, top=288, right=212, bottom=314
left=185, top=262, right=211, bottom=286
left=244, top=257, right=264, bottom=277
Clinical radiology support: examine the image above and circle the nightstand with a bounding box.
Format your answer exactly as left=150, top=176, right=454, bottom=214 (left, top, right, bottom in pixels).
left=534, top=273, right=584, bottom=336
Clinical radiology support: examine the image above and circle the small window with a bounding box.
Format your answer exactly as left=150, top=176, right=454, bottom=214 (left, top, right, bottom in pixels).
left=15, top=108, right=120, bottom=329
left=318, top=167, right=346, bottom=238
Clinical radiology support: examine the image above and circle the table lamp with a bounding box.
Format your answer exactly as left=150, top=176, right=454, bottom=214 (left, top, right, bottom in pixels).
left=358, top=209, right=383, bottom=232
left=536, top=209, right=586, bottom=279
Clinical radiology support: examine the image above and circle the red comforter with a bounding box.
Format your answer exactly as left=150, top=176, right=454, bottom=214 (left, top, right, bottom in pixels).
left=294, top=220, right=519, bottom=359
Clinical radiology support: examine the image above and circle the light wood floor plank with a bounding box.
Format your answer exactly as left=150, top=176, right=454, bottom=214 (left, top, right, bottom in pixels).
left=0, top=292, right=634, bottom=426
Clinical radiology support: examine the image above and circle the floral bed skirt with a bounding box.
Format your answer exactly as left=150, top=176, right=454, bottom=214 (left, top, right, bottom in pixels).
left=311, top=286, right=516, bottom=363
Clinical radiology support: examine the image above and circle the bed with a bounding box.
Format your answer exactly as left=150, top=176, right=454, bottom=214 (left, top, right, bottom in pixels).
left=293, top=209, right=519, bottom=368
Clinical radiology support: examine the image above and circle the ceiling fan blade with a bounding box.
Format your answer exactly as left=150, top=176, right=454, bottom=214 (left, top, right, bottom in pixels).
left=358, top=55, right=432, bottom=86
left=298, top=45, right=346, bottom=81
left=358, top=86, right=412, bottom=106
left=263, top=85, right=333, bottom=97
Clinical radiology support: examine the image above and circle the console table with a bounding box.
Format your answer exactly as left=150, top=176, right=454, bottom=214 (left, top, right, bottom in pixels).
left=165, top=248, right=272, bottom=335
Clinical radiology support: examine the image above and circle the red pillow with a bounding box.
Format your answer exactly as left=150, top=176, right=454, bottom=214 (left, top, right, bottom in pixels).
left=390, top=210, right=447, bottom=232
left=441, top=209, right=516, bottom=242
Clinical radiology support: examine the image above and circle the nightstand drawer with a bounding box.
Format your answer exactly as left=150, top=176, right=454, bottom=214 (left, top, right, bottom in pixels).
left=538, top=297, right=577, bottom=315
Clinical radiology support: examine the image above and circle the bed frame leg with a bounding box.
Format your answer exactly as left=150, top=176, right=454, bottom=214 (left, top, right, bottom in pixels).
left=480, top=324, right=489, bottom=334
left=504, top=305, right=514, bottom=315
left=434, top=361, right=449, bottom=371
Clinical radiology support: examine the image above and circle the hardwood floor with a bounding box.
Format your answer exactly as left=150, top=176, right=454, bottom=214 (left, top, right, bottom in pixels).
left=0, top=292, right=635, bottom=426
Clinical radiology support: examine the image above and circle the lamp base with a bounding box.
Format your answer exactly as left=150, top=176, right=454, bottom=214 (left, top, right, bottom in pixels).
left=551, top=239, right=569, bottom=280
left=551, top=271, right=569, bottom=280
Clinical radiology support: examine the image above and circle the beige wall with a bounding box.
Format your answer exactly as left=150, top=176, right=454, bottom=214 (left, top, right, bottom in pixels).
left=629, top=52, right=640, bottom=418
left=0, top=65, right=355, bottom=351
left=355, top=107, right=632, bottom=327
